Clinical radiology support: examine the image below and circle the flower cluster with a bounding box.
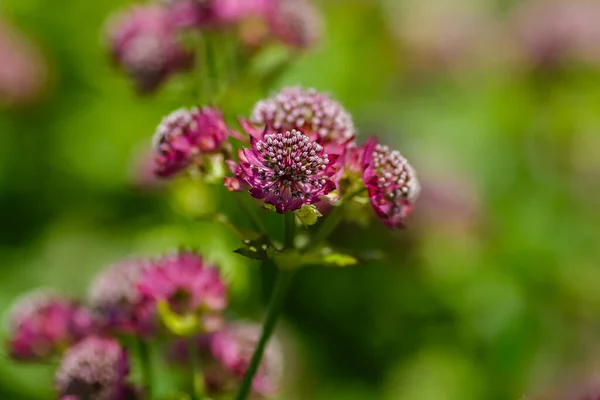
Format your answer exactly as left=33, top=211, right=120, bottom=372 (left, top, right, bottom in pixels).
left=105, top=0, right=323, bottom=92
left=5, top=250, right=275, bottom=398
left=150, top=86, right=420, bottom=226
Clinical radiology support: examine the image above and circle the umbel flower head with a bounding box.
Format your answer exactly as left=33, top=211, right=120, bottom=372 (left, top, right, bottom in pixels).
left=137, top=251, right=227, bottom=334
left=230, top=125, right=338, bottom=213
left=207, top=322, right=283, bottom=398
left=251, top=86, right=355, bottom=147
left=267, top=0, right=323, bottom=49
left=88, top=258, right=153, bottom=334
left=166, top=0, right=273, bottom=29
left=105, top=4, right=193, bottom=93
left=153, top=106, right=231, bottom=178
left=6, top=290, right=95, bottom=361
left=362, top=138, right=420, bottom=229
left=55, top=336, right=129, bottom=400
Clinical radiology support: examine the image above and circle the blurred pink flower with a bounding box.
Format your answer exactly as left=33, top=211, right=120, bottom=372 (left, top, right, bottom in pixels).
left=166, top=0, right=273, bottom=29
left=362, top=138, right=420, bottom=229
left=7, top=290, right=95, bottom=361
left=137, top=251, right=227, bottom=333
left=88, top=258, right=154, bottom=334
left=105, top=4, right=193, bottom=93
left=55, top=336, right=129, bottom=400
left=208, top=322, right=283, bottom=398
left=511, top=0, right=600, bottom=67
left=267, top=0, right=322, bottom=49
left=0, top=19, right=47, bottom=107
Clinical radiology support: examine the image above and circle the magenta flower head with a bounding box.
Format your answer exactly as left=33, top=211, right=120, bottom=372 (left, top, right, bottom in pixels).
left=208, top=323, right=283, bottom=398
left=137, top=251, right=227, bottom=335
left=230, top=123, right=338, bottom=213
left=362, top=138, right=420, bottom=229
left=55, top=336, right=129, bottom=400
left=251, top=86, right=355, bottom=148
left=268, top=0, right=323, bottom=49
left=164, top=0, right=272, bottom=30
left=6, top=290, right=95, bottom=361
left=153, top=106, right=231, bottom=178
left=88, top=258, right=153, bottom=334
left=105, top=4, right=193, bottom=93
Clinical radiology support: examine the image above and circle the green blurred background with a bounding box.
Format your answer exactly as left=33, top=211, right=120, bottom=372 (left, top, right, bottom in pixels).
left=2, top=0, right=600, bottom=399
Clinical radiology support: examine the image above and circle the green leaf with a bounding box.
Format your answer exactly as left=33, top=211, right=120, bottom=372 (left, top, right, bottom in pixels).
left=233, top=235, right=277, bottom=261
left=273, top=248, right=359, bottom=269
left=322, top=252, right=358, bottom=267
left=157, top=300, right=200, bottom=337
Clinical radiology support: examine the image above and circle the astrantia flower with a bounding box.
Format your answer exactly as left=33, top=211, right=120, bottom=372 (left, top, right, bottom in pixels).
left=88, top=258, right=153, bottom=333
left=166, top=0, right=272, bottom=29
left=251, top=86, right=354, bottom=147
left=152, top=106, right=231, bottom=178
left=137, top=251, right=227, bottom=334
left=105, top=4, right=193, bottom=93
left=231, top=126, right=338, bottom=213
left=362, top=138, right=420, bottom=229
left=7, top=291, right=95, bottom=361
left=268, top=0, right=322, bottom=49
left=208, top=323, right=283, bottom=398
left=55, top=336, right=129, bottom=400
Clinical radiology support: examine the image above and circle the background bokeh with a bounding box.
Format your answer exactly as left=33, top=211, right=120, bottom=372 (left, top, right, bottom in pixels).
left=2, top=0, right=600, bottom=399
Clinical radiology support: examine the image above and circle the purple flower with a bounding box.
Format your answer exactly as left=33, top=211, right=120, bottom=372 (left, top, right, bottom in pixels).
left=166, top=0, right=273, bottom=29
left=250, top=86, right=355, bottom=148
left=152, top=106, right=231, bottom=178
left=137, top=251, right=227, bottom=334
left=105, top=4, right=193, bottom=93
left=362, top=138, right=420, bottom=229
left=208, top=323, right=283, bottom=398
left=267, top=0, right=322, bottom=49
left=6, top=291, right=95, bottom=361
left=229, top=124, right=338, bottom=213
left=0, top=19, right=47, bottom=107
left=88, top=258, right=153, bottom=334
left=512, top=0, right=600, bottom=68
left=55, top=336, right=129, bottom=400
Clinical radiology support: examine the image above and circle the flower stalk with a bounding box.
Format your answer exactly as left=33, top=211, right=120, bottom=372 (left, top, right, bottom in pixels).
left=235, top=212, right=297, bottom=400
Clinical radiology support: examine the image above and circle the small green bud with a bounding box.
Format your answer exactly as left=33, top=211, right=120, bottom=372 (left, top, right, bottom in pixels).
left=294, top=204, right=322, bottom=226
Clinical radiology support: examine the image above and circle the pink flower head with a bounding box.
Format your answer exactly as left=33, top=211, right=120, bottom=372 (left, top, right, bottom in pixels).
left=137, top=251, right=227, bottom=333
left=512, top=0, right=600, bottom=68
left=362, top=138, right=420, bottom=229
left=55, top=336, right=129, bottom=400
left=152, top=106, right=231, bottom=178
left=88, top=258, right=153, bottom=334
left=166, top=0, right=273, bottom=29
left=105, top=4, right=193, bottom=93
left=7, top=291, right=95, bottom=361
left=0, top=19, right=47, bottom=107
left=268, top=0, right=323, bottom=49
left=251, top=86, right=355, bottom=148
left=231, top=125, right=338, bottom=213
left=209, top=323, right=283, bottom=397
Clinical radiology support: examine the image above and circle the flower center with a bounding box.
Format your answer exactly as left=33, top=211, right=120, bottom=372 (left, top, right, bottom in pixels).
left=252, top=129, right=329, bottom=201
left=372, top=144, right=414, bottom=203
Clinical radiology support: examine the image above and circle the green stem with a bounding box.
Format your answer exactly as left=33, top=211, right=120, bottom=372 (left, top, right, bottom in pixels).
left=234, top=269, right=295, bottom=400
left=234, top=195, right=269, bottom=237
left=204, top=33, right=218, bottom=102
left=189, top=338, right=203, bottom=400
left=137, top=338, right=152, bottom=399
left=284, top=211, right=295, bottom=249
